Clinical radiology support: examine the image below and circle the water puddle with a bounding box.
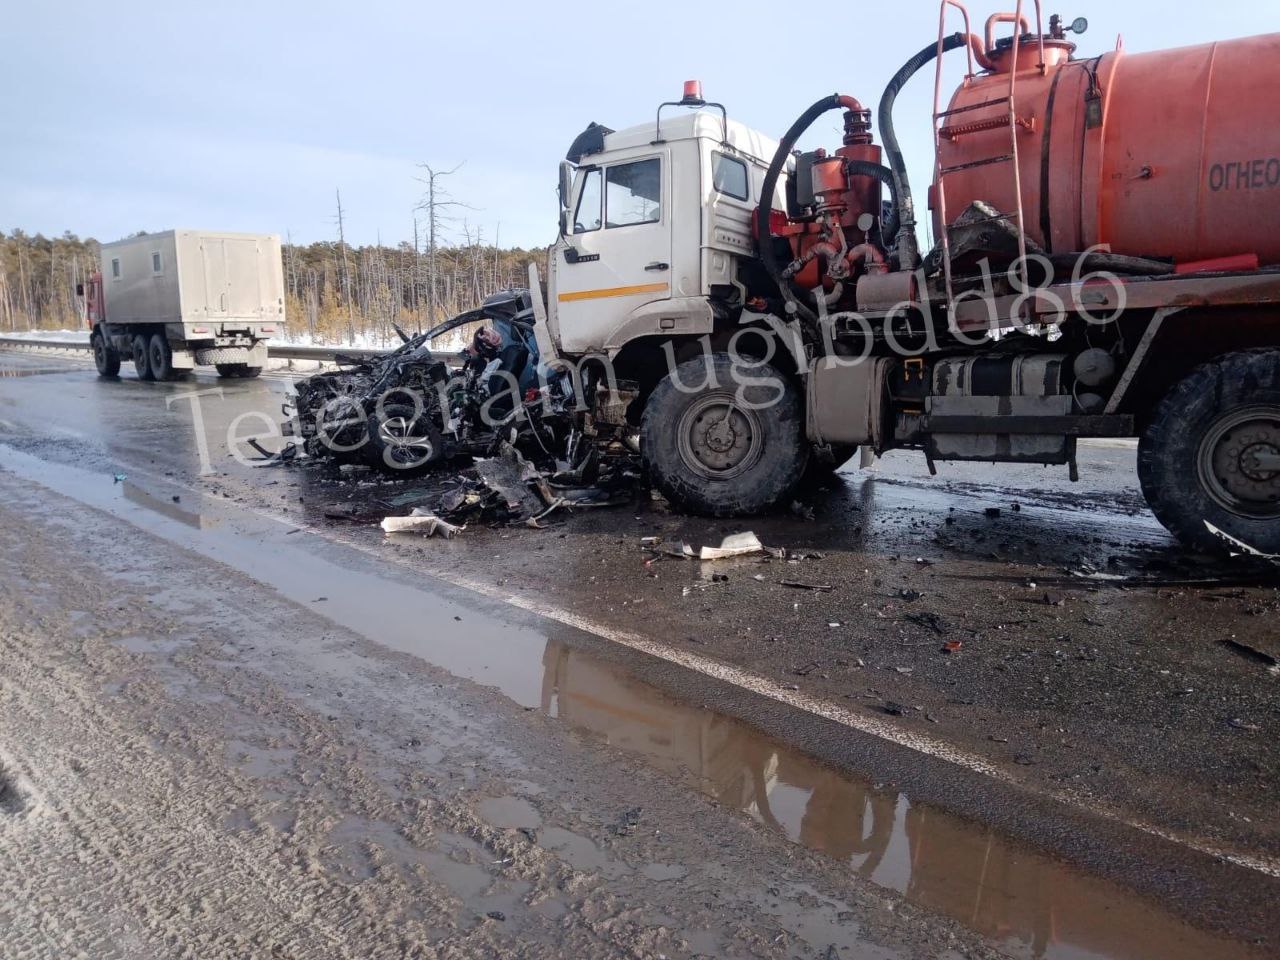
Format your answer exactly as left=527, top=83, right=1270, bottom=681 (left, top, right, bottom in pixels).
left=477, top=795, right=542, bottom=830
left=0, top=442, right=1259, bottom=960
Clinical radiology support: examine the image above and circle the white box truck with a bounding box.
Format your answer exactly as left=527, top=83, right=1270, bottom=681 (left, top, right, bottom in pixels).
left=83, top=230, right=284, bottom=380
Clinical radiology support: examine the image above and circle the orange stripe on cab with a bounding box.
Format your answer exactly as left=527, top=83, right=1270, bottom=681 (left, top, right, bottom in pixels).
left=557, top=282, right=669, bottom=303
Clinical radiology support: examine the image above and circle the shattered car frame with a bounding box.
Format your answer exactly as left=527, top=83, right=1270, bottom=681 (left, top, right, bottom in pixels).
left=283, top=289, right=609, bottom=473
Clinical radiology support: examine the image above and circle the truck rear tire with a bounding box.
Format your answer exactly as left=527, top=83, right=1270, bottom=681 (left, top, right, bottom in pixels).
left=91, top=332, right=120, bottom=378
left=1138, top=349, right=1280, bottom=554
left=148, top=333, right=177, bottom=381
left=641, top=352, right=809, bottom=517
left=216, top=363, right=263, bottom=379
left=132, top=335, right=154, bottom=381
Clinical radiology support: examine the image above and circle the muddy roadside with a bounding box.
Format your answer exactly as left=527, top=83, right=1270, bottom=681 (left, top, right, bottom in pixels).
left=0, top=356, right=1276, bottom=920
left=225, top=444, right=1280, bottom=869
left=0, top=469, right=1019, bottom=960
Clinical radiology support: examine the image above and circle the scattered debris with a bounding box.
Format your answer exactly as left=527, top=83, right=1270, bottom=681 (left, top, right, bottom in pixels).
left=1227, top=718, right=1262, bottom=732
left=245, top=438, right=299, bottom=466
left=607, top=807, right=643, bottom=837
left=778, top=580, right=835, bottom=593
left=903, top=611, right=949, bottom=635
left=790, top=501, right=816, bottom=521
left=942, top=641, right=964, bottom=654
left=684, top=532, right=769, bottom=561
left=1205, top=522, right=1280, bottom=564
left=112, top=473, right=127, bottom=484
left=1220, top=638, right=1280, bottom=674
left=380, top=508, right=464, bottom=539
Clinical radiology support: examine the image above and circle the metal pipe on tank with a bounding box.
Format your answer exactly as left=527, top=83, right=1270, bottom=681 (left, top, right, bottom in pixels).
left=985, top=12, right=1030, bottom=51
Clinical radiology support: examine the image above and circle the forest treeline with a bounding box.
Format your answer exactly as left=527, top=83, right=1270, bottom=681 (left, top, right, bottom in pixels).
left=0, top=229, right=544, bottom=343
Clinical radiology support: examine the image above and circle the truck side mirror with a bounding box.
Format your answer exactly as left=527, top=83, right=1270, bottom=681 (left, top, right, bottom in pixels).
left=558, top=161, right=575, bottom=235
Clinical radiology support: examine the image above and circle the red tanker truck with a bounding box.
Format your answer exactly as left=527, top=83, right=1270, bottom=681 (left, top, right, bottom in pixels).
left=532, top=2, right=1280, bottom=553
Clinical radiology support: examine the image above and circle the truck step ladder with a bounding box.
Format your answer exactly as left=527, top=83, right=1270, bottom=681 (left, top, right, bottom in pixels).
left=931, top=0, right=1046, bottom=318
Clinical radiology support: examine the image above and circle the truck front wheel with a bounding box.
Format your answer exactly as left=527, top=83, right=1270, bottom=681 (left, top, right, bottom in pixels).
left=1138, top=349, right=1280, bottom=554
left=641, top=352, right=809, bottom=517
left=91, top=331, right=120, bottom=377
left=132, top=335, right=154, bottom=381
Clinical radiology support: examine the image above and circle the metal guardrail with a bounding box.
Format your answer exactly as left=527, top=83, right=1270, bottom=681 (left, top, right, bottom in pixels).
left=0, top=336, right=92, bottom=353
left=0, top=336, right=461, bottom=365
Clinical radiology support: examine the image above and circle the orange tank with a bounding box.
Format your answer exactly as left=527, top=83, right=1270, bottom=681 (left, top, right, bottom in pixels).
left=934, top=32, right=1280, bottom=265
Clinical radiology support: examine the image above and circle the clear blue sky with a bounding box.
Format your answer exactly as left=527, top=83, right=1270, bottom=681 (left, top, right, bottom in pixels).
left=3, top=1, right=1274, bottom=250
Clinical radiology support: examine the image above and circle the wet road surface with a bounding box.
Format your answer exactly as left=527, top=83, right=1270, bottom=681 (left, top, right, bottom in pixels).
left=0, top=348, right=1277, bottom=959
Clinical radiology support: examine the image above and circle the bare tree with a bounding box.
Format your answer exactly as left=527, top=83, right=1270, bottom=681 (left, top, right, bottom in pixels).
left=334, top=189, right=356, bottom=344
left=414, top=162, right=472, bottom=326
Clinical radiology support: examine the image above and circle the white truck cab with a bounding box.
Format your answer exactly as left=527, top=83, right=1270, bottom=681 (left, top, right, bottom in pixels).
left=547, top=107, right=781, bottom=358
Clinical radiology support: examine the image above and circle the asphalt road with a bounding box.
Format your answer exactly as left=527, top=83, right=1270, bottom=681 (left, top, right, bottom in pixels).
left=0, top=348, right=1276, bottom=960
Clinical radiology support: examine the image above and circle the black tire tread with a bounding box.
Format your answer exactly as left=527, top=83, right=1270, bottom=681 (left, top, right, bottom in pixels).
left=1137, top=348, right=1280, bottom=554
left=641, top=353, right=808, bottom=517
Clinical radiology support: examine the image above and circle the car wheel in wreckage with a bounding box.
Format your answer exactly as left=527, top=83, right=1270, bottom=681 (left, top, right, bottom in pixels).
left=367, top=402, right=445, bottom=472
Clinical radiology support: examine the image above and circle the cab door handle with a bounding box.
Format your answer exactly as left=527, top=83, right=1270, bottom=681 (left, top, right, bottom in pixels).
left=645, top=261, right=670, bottom=272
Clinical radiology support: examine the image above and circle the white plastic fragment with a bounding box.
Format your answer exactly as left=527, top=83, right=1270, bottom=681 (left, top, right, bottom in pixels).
left=1204, top=521, right=1280, bottom=563
left=685, top=532, right=767, bottom=561
left=381, top=508, right=464, bottom=539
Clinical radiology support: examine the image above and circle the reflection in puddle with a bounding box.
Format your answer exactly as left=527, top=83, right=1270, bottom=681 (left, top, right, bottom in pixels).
left=540, top=640, right=1251, bottom=960
left=121, top=481, right=218, bottom=529
left=0, top=443, right=1257, bottom=960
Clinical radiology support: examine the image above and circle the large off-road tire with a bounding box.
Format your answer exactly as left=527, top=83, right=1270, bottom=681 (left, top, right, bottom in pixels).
left=148, top=333, right=176, bottom=381
left=366, top=402, right=444, bottom=472
left=641, top=352, right=809, bottom=516
left=1138, top=349, right=1280, bottom=554
left=91, top=331, right=120, bottom=377
left=132, top=335, right=154, bottom=381
left=215, top=363, right=263, bottom=379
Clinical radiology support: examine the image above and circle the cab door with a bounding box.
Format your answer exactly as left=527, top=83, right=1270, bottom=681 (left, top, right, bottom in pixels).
left=553, top=152, right=672, bottom=353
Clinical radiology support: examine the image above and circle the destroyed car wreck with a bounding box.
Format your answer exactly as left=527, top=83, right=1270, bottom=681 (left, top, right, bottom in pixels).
left=284, top=289, right=558, bottom=470
left=281, top=288, right=645, bottom=520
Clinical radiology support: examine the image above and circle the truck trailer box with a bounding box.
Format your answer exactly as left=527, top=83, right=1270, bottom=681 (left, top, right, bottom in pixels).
left=91, top=230, right=284, bottom=379
left=100, top=229, right=284, bottom=331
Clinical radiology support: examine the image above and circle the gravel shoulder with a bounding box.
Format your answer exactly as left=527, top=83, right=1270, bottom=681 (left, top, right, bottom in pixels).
left=0, top=469, right=1001, bottom=960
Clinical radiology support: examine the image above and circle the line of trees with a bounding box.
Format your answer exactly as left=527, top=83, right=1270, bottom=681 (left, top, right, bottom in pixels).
left=0, top=226, right=544, bottom=345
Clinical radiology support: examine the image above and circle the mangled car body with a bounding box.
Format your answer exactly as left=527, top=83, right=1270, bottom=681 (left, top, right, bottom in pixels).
left=284, top=289, right=637, bottom=481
